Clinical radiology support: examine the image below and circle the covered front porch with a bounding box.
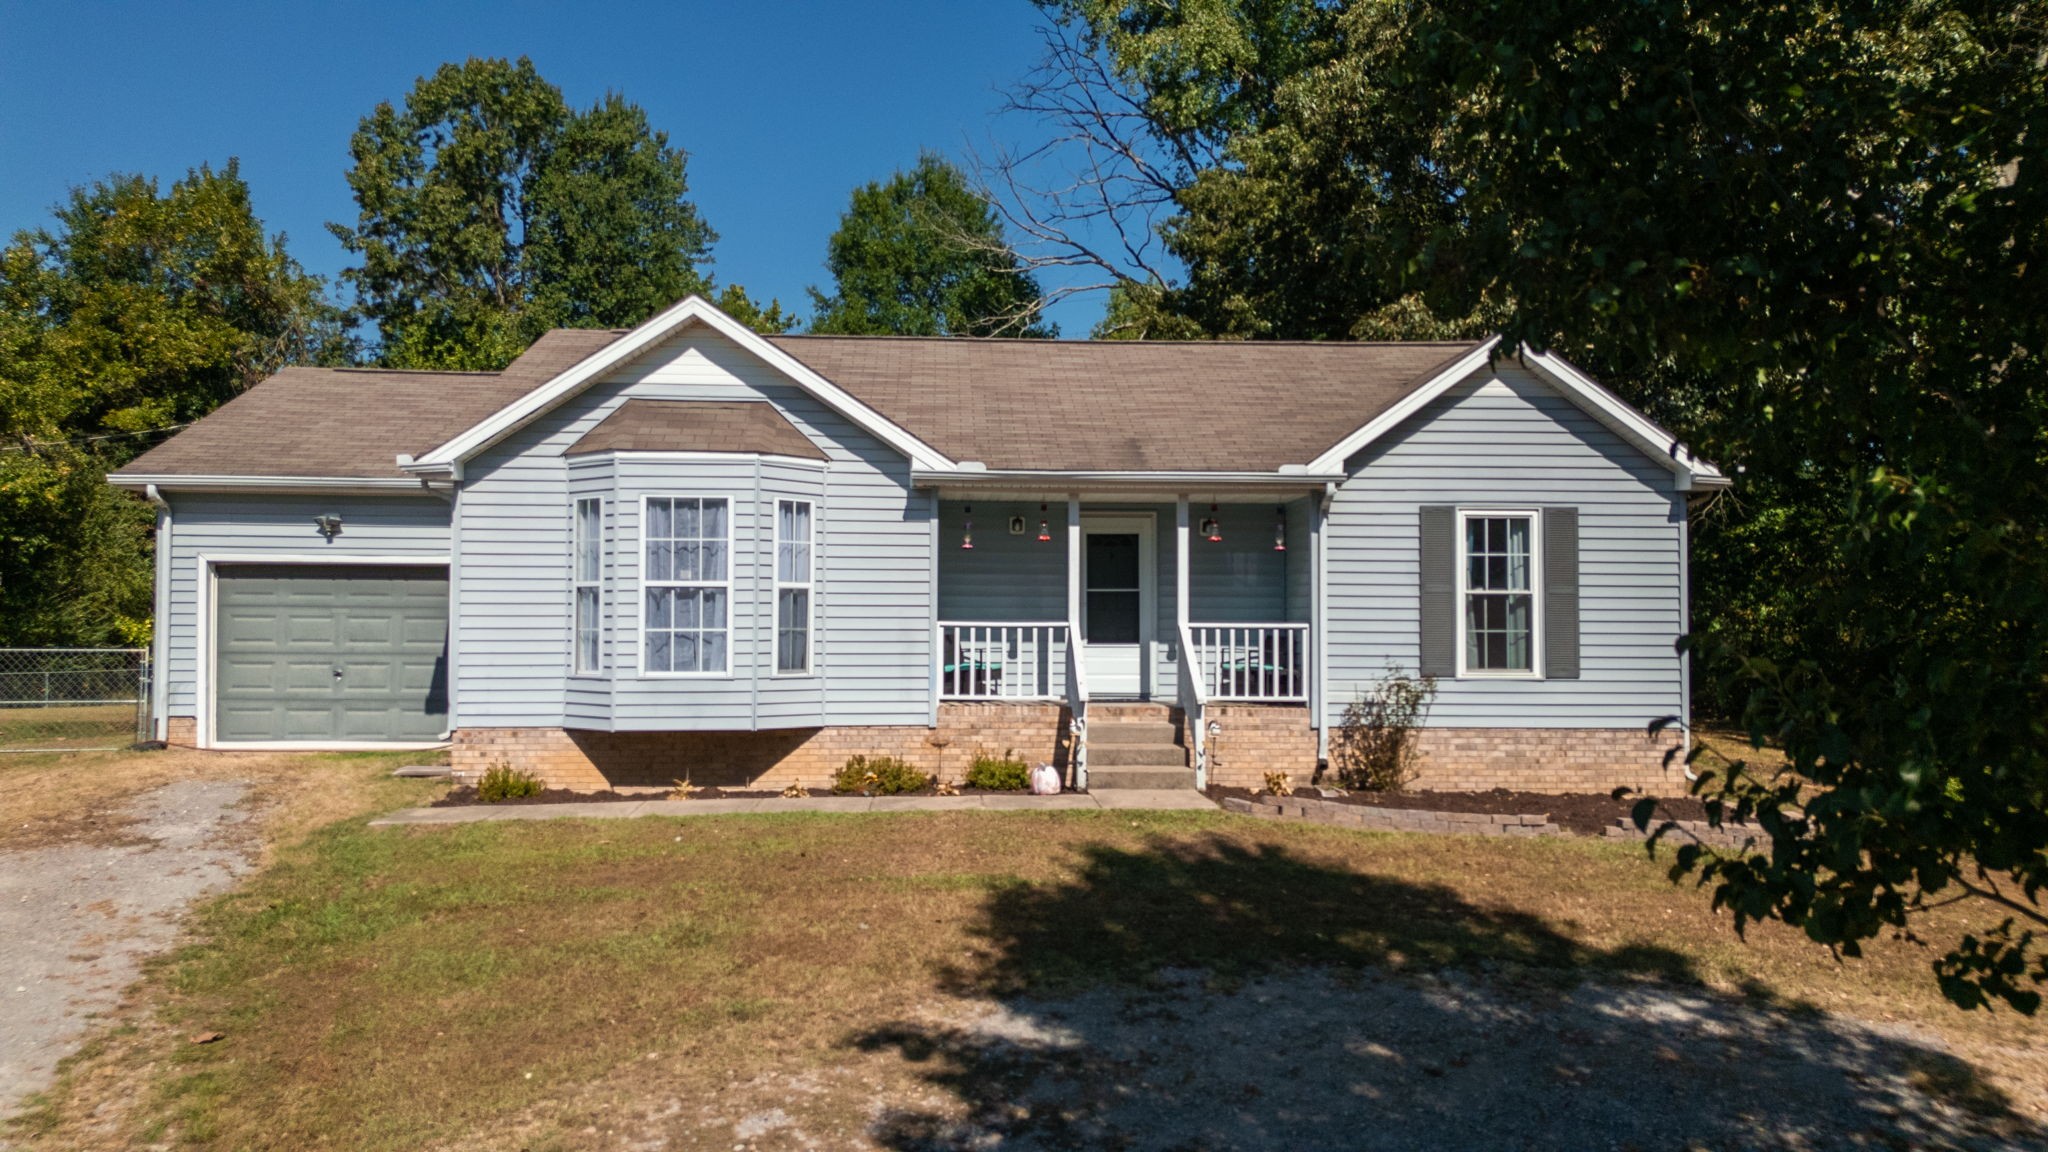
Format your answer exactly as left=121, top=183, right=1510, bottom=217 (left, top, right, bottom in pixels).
left=925, top=485, right=1325, bottom=788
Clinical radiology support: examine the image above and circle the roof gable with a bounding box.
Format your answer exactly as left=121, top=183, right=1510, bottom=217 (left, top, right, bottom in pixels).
left=404, top=296, right=952, bottom=475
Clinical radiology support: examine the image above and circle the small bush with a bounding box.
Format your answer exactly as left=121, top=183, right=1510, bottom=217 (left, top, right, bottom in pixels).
left=832, top=754, right=931, bottom=796
left=1330, top=665, right=1437, bottom=792
left=964, top=748, right=1030, bottom=791
left=475, top=762, right=543, bottom=803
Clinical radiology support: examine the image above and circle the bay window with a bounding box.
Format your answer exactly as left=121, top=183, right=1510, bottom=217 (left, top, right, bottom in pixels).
left=573, top=497, right=603, bottom=673
left=775, top=499, right=814, bottom=673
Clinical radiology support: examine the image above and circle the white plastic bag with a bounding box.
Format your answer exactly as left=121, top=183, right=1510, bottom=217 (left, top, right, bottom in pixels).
left=1029, top=763, right=1062, bottom=795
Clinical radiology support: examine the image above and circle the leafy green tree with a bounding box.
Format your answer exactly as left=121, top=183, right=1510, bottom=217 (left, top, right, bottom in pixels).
left=711, top=283, right=798, bottom=336
left=1038, top=0, right=2048, bottom=1011
left=0, top=162, right=341, bottom=643
left=810, top=154, right=1053, bottom=337
left=332, top=58, right=716, bottom=368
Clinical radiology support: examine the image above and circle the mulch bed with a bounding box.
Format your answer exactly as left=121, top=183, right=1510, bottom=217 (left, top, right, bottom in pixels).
left=432, top=785, right=1032, bottom=808
left=1207, top=785, right=1708, bottom=837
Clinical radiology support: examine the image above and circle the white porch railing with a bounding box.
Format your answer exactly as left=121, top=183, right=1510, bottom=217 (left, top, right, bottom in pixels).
left=936, top=622, right=1070, bottom=700
left=1188, top=623, right=1310, bottom=702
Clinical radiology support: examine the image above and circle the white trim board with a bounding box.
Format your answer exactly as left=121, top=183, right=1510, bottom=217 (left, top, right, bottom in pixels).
left=407, top=295, right=954, bottom=474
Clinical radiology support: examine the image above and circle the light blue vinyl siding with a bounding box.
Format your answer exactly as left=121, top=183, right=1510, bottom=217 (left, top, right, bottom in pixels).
left=454, top=326, right=931, bottom=730
left=161, top=493, right=451, bottom=720
left=1323, top=363, right=1686, bottom=728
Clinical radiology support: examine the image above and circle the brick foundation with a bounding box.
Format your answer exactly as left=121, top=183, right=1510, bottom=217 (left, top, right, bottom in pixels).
left=1409, top=727, right=1685, bottom=795
left=165, top=716, right=197, bottom=747
left=1203, top=704, right=1318, bottom=788
left=451, top=702, right=1073, bottom=790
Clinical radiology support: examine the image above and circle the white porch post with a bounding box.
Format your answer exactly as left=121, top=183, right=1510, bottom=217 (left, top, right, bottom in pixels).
left=1066, top=494, right=1082, bottom=633
left=1175, top=495, right=1190, bottom=637
left=1313, top=490, right=1331, bottom=757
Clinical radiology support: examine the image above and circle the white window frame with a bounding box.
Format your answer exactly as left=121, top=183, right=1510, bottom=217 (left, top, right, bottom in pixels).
left=639, top=493, right=734, bottom=678
left=573, top=496, right=604, bottom=674
left=1455, top=508, right=1543, bottom=679
left=773, top=498, right=815, bottom=676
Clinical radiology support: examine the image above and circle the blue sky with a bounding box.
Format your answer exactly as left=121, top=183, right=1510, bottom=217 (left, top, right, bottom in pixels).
left=0, top=1, right=1110, bottom=335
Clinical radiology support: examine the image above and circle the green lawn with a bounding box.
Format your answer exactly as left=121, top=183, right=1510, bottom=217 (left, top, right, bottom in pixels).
left=0, top=703, right=137, bottom=751
left=14, top=801, right=2042, bottom=1150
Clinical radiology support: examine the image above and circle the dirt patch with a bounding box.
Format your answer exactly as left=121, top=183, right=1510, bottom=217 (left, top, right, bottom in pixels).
left=1209, top=785, right=1709, bottom=837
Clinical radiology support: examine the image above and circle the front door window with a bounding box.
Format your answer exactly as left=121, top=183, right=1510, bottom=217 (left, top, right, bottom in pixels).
left=1084, top=533, right=1141, bottom=643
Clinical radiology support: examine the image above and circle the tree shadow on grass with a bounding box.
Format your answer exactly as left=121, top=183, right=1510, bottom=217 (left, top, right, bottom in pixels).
left=852, top=834, right=2039, bottom=1151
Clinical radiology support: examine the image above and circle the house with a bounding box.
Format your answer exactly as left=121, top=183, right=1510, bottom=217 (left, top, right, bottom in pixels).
left=108, top=295, right=1726, bottom=793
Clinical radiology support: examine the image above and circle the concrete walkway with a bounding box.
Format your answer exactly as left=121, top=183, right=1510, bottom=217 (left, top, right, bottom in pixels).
left=369, top=789, right=1214, bottom=827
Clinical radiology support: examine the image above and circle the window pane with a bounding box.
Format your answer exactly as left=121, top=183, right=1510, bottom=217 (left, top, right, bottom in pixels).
left=701, top=589, right=727, bottom=628
left=700, top=540, right=728, bottom=582
left=778, top=588, right=809, bottom=673
left=1086, top=534, right=1141, bottom=589
left=576, top=587, right=600, bottom=671
left=648, top=497, right=672, bottom=540
left=675, top=631, right=699, bottom=672
left=646, top=587, right=672, bottom=630
left=699, top=629, right=727, bottom=672
left=701, top=498, right=726, bottom=539
left=1086, top=590, right=1141, bottom=644
left=674, top=498, right=698, bottom=540
left=646, top=538, right=673, bottom=583
left=576, top=500, right=601, bottom=582
left=646, top=629, right=671, bottom=673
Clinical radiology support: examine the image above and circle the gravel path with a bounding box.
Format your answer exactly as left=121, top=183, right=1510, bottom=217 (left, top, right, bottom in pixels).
left=0, top=779, right=253, bottom=1120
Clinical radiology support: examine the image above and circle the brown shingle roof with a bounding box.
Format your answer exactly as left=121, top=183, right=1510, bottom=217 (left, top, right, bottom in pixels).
left=568, top=399, right=826, bottom=459
left=765, top=335, right=1482, bottom=472
left=114, top=322, right=1485, bottom=479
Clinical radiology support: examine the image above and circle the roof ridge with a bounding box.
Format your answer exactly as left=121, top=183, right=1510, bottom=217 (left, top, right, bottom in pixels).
left=325, top=366, right=504, bottom=376
left=763, top=333, right=1484, bottom=348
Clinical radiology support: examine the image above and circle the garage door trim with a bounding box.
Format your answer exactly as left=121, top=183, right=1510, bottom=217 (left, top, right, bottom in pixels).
left=197, top=552, right=453, bottom=750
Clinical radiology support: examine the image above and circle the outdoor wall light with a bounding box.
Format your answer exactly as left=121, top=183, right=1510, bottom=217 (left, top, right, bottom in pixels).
left=1037, top=502, right=1052, bottom=542
left=314, top=513, right=343, bottom=539
left=1273, top=506, right=1287, bottom=551
left=1201, top=502, right=1222, bottom=543
left=961, top=505, right=974, bottom=550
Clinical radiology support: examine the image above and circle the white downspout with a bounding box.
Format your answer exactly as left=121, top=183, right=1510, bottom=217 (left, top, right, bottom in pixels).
left=143, top=484, right=172, bottom=741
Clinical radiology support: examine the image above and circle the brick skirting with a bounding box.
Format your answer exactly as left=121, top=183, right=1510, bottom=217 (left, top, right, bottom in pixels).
left=1203, top=704, right=1318, bottom=788
left=165, top=716, right=197, bottom=747
left=452, top=702, right=1073, bottom=790
left=1409, top=728, right=1685, bottom=795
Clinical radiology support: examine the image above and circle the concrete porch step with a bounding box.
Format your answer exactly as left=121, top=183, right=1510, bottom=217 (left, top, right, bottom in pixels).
left=1087, top=721, right=1180, bottom=745
left=1090, top=767, right=1198, bottom=790
left=1088, top=743, right=1190, bottom=767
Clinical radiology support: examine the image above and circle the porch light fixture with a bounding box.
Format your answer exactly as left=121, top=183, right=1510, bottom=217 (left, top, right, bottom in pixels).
left=961, top=505, right=975, bottom=550
left=1201, top=503, right=1222, bottom=543
left=314, top=513, right=343, bottom=539
left=1273, top=506, right=1287, bottom=551
left=1037, top=502, right=1052, bottom=542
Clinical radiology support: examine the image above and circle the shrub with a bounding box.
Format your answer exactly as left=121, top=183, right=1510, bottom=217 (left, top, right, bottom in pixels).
left=832, top=754, right=931, bottom=795
left=964, top=748, right=1030, bottom=791
left=475, top=762, right=543, bottom=803
left=1330, top=665, right=1437, bottom=792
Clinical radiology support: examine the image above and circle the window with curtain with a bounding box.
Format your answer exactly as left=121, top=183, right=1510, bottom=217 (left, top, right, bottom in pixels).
left=643, top=496, right=729, bottom=674
left=1461, top=512, right=1537, bottom=673
left=775, top=499, right=813, bottom=673
left=573, top=497, right=603, bottom=673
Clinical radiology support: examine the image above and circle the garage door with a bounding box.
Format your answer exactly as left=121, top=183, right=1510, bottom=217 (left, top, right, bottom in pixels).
left=214, top=564, right=449, bottom=743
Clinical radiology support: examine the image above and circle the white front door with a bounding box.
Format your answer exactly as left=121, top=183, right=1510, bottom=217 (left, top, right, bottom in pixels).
left=1081, top=514, right=1155, bottom=697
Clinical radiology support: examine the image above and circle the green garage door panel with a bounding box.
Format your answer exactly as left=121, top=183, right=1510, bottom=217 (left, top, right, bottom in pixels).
left=215, top=565, right=449, bottom=742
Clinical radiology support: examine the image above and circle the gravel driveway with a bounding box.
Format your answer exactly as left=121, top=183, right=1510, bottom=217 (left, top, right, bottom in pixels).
left=0, top=778, right=253, bottom=1120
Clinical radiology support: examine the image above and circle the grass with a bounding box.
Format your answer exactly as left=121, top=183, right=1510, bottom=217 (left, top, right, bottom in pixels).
left=12, top=785, right=2045, bottom=1150
left=0, top=703, right=137, bottom=752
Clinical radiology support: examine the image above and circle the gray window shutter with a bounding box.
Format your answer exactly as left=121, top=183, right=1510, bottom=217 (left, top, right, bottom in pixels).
left=1419, top=506, right=1456, bottom=677
left=1543, top=506, right=1581, bottom=679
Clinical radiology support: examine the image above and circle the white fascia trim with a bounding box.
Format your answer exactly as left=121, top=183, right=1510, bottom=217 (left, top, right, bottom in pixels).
left=1304, top=337, right=1505, bottom=473
left=109, top=474, right=440, bottom=494
left=1516, top=347, right=1728, bottom=491
left=911, top=469, right=1344, bottom=489
left=406, top=295, right=955, bottom=473
left=200, top=553, right=451, bottom=566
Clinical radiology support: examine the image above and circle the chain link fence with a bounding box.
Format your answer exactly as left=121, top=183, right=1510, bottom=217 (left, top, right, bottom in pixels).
left=0, top=648, right=150, bottom=752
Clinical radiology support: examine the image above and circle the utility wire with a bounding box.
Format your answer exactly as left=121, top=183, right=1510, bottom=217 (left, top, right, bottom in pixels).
left=0, top=423, right=192, bottom=453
